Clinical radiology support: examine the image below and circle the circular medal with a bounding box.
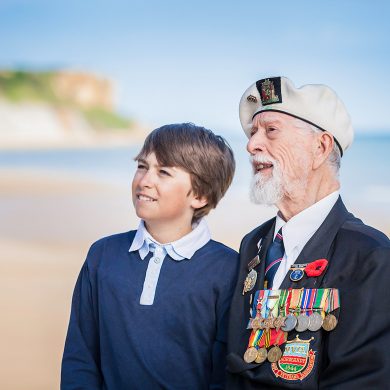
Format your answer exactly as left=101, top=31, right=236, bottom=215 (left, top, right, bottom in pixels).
left=308, top=312, right=323, bottom=331
left=322, top=313, right=338, bottom=331
left=295, top=314, right=310, bottom=332
left=273, top=316, right=286, bottom=330
left=290, top=268, right=304, bottom=282
left=267, top=346, right=283, bottom=362
left=281, top=314, right=297, bottom=332
left=255, top=347, right=268, bottom=364
left=243, top=347, right=258, bottom=363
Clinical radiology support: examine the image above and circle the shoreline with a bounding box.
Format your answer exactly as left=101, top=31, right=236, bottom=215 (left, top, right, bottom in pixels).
left=0, top=137, right=142, bottom=151
left=0, top=126, right=149, bottom=151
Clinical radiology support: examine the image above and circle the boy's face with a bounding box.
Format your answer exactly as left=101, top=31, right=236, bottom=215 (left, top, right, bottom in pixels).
left=132, top=152, right=206, bottom=228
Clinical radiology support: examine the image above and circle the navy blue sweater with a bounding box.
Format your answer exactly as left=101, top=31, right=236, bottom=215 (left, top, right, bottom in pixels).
left=61, top=231, right=239, bottom=390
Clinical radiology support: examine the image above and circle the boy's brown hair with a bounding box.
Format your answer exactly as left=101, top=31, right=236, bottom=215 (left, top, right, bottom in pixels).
left=135, top=123, right=235, bottom=221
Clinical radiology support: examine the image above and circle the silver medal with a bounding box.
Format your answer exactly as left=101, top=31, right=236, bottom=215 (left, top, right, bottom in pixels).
left=308, top=312, right=323, bottom=331
left=295, top=314, right=310, bottom=332
left=281, top=314, right=297, bottom=332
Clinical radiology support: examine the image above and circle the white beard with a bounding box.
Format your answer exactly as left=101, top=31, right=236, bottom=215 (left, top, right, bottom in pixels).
left=249, top=156, right=284, bottom=205
left=249, top=154, right=310, bottom=206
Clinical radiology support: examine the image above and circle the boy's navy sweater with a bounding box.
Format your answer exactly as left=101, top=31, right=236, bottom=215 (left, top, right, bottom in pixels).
left=61, top=230, right=239, bottom=390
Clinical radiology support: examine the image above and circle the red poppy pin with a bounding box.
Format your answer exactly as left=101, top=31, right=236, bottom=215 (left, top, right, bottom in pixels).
left=304, top=259, right=328, bottom=277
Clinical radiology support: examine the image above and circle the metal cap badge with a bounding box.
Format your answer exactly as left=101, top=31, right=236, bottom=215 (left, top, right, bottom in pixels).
left=239, top=76, right=354, bottom=156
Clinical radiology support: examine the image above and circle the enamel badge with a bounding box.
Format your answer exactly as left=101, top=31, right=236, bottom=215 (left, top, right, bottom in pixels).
left=271, top=336, right=316, bottom=381
left=256, top=77, right=282, bottom=106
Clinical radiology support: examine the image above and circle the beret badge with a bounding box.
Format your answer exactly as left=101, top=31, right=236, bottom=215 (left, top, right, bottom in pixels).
left=256, top=77, right=282, bottom=106
left=247, top=95, right=257, bottom=103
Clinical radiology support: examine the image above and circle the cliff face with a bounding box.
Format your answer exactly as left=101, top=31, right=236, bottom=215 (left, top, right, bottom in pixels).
left=0, top=70, right=136, bottom=148
left=51, top=71, right=113, bottom=110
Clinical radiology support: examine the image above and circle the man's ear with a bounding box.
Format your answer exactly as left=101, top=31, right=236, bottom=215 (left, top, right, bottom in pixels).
left=191, top=195, right=208, bottom=210
left=313, top=132, right=334, bottom=170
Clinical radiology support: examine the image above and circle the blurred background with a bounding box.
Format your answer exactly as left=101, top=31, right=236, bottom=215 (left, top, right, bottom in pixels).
left=0, top=1, right=389, bottom=388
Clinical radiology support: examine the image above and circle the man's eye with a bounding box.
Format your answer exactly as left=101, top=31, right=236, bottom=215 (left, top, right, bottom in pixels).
left=137, top=164, right=147, bottom=170
left=250, top=128, right=257, bottom=137
left=267, top=127, right=277, bottom=133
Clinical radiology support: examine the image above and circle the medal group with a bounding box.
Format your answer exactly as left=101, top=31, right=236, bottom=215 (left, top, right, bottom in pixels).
left=243, top=287, right=340, bottom=364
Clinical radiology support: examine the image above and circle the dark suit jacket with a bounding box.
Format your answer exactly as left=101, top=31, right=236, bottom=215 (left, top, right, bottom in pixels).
left=226, top=197, right=390, bottom=389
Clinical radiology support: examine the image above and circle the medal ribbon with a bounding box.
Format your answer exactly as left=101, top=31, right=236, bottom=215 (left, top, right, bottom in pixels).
left=247, top=290, right=265, bottom=347
left=246, top=289, right=263, bottom=329
left=260, top=289, right=271, bottom=319
left=289, top=288, right=303, bottom=315
left=257, top=289, right=272, bottom=349
left=278, top=289, right=288, bottom=317
left=259, top=328, right=271, bottom=348
left=325, top=288, right=340, bottom=313
left=308, top=288, right=316, bottom=315
left=332, top=288, right=340, bottom=310
left=248, top=328, right=264, bottom=348
left=270, top=329, right=287, bottom=346
left=325, top=288, right=332, bottom=313
left=313, top=288, right=328, bottom=317
left=255, top=289, right=265, bottom=311
left=267, top=290, right=281, bottom=319
left=284, top=289, right=292, bottom=317
left=313, top=288, right=324, bottom=310
left=252, top=290, right=260, bottom=313
left=300, top=288, right=310, bottom=315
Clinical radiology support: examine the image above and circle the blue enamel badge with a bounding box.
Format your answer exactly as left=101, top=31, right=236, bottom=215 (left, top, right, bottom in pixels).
left=290, top=268, right=304, bottom=282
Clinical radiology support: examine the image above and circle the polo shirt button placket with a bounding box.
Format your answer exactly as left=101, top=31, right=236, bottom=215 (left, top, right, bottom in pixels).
left=153, top=247, right=163, bottom=264
left=153, top=257, right=161, bottom=264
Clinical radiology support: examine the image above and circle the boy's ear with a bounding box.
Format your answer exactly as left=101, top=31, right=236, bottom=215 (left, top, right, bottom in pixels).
left=191, top=195, right=208, bottom=210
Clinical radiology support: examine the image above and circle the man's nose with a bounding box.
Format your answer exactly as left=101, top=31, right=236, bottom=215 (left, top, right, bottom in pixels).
left=247, top=131, right=266, bottom=155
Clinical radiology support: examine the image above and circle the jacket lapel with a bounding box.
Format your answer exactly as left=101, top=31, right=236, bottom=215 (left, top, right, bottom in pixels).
left=280, top=197, right=351, bottom=289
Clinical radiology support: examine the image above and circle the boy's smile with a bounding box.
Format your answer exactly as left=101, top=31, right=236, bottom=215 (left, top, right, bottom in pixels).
left=136, top=194, right=157, bottom=202
left=132, top=152, right=206, bottom=241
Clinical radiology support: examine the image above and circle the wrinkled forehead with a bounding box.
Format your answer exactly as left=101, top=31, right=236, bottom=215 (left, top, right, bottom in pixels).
left=252, top=111, right=299, bottom=128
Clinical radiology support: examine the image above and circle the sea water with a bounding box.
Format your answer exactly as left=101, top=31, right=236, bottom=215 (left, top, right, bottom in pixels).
left=0, top=133, right=389, bottom=212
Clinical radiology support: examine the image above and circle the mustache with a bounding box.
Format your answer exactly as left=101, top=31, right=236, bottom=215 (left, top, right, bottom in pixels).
left=249, top=154, right=277, bottom=164
left=249, top=154, right=278, bottom=175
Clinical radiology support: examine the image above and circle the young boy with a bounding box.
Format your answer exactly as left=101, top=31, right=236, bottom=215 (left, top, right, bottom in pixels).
left=61, top=123, right=238, bottom=389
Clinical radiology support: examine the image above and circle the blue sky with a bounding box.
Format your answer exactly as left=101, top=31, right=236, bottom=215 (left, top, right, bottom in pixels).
left=1, top=0, right=389, bottom=134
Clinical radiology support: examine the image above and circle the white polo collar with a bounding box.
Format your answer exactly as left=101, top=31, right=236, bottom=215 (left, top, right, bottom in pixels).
left=129, top=218, right=211, bottom=261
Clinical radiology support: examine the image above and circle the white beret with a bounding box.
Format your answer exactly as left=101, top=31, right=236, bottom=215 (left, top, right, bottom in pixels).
left=239, top=76, right=354, bottom=155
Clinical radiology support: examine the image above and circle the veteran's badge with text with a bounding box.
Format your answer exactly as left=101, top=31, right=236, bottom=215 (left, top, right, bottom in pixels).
left=271, top=336, right=316, bottom=381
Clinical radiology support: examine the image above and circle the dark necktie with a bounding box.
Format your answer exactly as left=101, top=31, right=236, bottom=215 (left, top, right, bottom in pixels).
left=264, top=227, right=284, bottom=288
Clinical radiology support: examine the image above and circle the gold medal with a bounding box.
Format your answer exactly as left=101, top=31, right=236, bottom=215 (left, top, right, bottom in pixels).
left=243, top=346, right=258, bottom=363
left=322, top=313, right=338, bottom=331
left=267, top=345, right=283, bottom=362
left=255, top=347, right=268, bottom=364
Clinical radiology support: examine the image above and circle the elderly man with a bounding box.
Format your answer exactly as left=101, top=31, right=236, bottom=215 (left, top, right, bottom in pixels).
left=226, top=76, right=390, bottom=389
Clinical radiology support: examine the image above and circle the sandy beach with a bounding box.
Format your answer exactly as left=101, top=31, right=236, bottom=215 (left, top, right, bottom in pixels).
left=1, top=167, right=389, bottom=390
